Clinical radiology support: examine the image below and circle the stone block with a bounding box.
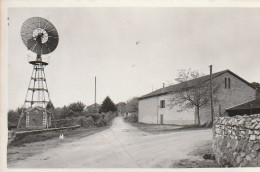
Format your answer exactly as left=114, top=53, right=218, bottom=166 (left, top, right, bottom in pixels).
left=249, top=135, right=256, bottom=141
left=253, top=143, right=260, bottom=151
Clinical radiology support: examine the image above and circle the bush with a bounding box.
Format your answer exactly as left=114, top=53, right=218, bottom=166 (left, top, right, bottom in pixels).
left=124, top=113, right=138, bottom=123
left=50, top=119, right=74, bottom=128
left=68, top=101, right=86, bottom=112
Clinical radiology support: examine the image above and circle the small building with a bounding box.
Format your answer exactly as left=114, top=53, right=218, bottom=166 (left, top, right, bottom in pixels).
left=86, top=103, right=101, bottom=113
left=138, top=70, right=256, bottom=125
left=226, top=89, right=260, bottom=116
left=25, top=107, right=52, bottom=129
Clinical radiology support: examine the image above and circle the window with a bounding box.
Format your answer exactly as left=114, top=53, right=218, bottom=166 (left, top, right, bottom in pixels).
left=160, top=100, right=165, bottom=108
left=225, top=78, right=231, bottom=89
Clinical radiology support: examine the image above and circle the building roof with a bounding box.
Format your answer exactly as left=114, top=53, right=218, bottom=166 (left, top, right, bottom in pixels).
left=138, top=69, right=255, bottom=100
left=87, top=103, right=101, bottom=108
left=24, top=106, right=51, bottom=113
left=227, top=99, right=260, bottom=111
left=226, top=99, right=260, bottom=116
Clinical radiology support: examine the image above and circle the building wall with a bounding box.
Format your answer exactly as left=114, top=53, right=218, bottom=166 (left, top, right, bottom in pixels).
left=139, top=72, right=256, bottom=125
left=138, top=94, right=195, bottom=125
left=199, top=72, right=256, bottom=124
left=158, top=94, right=195, bottom=125
left=138, top=96, right=158, bottom=124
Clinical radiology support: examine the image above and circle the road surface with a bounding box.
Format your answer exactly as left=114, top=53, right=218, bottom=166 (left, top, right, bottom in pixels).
left=9, top=116, right=212, bottom=168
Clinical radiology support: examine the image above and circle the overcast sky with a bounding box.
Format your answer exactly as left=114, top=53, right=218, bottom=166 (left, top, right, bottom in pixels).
left=8, top=7, right=260, bottom=110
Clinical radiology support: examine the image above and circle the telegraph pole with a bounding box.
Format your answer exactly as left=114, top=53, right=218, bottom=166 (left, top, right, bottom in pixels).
left=95, top=76, right=96, bottom=111
left=210, top=65, right=214, bottom=123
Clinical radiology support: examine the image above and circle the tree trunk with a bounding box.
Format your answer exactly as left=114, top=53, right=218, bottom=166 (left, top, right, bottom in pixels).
left=196, top=106, right=201, bottom=126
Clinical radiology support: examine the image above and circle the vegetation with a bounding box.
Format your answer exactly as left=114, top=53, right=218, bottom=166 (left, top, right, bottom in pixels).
left=251, top=82, right=260, bottom=89
left=125, top=97, right=138, bottom=113
left=100, top=96, right=117, bottom=113
left=8, top=100, right=117, bottom=129
left=124, top=113, right=138, bottom=123
left=169, top=69, right=220, bottom=125
left=68, top=101, right=86, bottom=112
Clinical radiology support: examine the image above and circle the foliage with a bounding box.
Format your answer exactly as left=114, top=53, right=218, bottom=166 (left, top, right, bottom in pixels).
left=125, top=97, right=139, bottom=112
left=8, top=107, right=23, bottom=127
left=124, top=112, right=138, bottom=123
left=100, top=96, right=117, bottom=113
left=116, top=102, right=126, bottom=113
left=169, top=68, right=220, bottom=125
left=251, top=82, right=260, bottom=89
left=46, top=102, right=55, bottom=110
left=68, top=101, right=86, bottom=112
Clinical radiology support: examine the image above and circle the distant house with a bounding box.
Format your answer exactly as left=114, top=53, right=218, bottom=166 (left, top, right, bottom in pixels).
left=86, top=103, right=101, bottom=113
left=138, top=70, right=256, bottom=125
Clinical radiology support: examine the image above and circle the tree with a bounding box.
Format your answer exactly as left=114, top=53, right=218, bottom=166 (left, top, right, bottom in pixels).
left=251, top=82, right=260, bottom=89
left=46, top=102, right=55, bottom=110
left=125, top=97, right=139, bottom=112
left=169, top=69, right=220, bottom=125
left=100, top=96, right=117, bottom=113
left=68, top=101, right=86, bottom=112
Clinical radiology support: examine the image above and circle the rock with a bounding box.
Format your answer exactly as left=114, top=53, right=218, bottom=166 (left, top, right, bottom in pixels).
left=236, top=156, right=242, bottom=164
left=240, top=152, right=246, bottom=157
left=249, top=153, right=256, bottom=159
left=249, top=135, right=256, bottom=141
left=246, top=155, right=252, bottom=161
left=253, top=143, right=260, bottom=151
left=203, top=153, right=215, bottom=160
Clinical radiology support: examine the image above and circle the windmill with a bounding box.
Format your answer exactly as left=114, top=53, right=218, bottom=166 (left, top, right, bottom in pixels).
left=17, top=17, right=59, bottom=129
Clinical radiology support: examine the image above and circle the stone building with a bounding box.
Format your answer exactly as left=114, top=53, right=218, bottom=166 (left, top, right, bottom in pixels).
left=138, top=70, right=256, bottom=125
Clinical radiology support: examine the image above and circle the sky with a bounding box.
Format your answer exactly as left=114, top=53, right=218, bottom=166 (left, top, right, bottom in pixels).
left=8, top=7, right=260, bottom=110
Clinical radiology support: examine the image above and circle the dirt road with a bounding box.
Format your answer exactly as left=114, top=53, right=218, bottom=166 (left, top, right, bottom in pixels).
left=9, top=116, right=212, bottom=168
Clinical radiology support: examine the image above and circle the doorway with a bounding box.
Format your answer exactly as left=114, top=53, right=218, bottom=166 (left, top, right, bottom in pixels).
left=160, top=114, right=163, bottom=125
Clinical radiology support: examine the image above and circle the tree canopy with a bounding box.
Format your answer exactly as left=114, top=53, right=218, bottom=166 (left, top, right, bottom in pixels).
left=68, top=101, right=86, bottom=112
left=169, top=68, right=220, bottom=125
left=100, top=96, right=117, bottom=113
left=125, top=97, right=139, bottom=112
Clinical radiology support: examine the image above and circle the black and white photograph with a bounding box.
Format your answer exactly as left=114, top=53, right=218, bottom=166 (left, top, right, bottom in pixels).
left=1, top=1, right=260, bottom=170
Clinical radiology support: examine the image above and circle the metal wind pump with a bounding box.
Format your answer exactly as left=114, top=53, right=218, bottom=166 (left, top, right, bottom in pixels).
left=17, top=17, right=59, bottom=129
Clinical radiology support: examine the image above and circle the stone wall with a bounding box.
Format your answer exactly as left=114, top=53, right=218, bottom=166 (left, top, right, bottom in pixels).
left=213, top=114, right=260, bottom=167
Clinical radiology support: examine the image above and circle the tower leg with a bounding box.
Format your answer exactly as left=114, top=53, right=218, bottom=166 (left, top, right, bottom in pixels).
left=18, top=63, right=53, bottom=129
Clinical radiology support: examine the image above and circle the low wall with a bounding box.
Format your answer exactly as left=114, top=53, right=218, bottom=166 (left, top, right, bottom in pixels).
left=213, top=114, right=260, bottom=167
left=8, top=125, right=81, bottom=145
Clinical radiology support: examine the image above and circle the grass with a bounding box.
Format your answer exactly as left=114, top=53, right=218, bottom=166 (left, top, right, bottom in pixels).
left=124, top=117, right=212, bottom=134
left=172, top=141, right=222, bottom=168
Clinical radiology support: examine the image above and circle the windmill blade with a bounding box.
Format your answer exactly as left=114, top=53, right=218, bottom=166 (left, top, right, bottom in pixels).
left=21, top=17, right=59, bottom=55
left=42, top=43, right=53, bottom=54
left=27, top=38, right=36, bottom=50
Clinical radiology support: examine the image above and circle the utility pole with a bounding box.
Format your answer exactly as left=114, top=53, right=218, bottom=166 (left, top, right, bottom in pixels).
left=210, top=65, right=214, bottom=123
left=95, top=76, right=96, bottom=111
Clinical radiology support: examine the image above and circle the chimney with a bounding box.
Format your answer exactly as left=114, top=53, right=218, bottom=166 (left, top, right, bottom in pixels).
left=163, top=83, right=165, bottom=88
left=256, top=88, right=260, bottom=100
